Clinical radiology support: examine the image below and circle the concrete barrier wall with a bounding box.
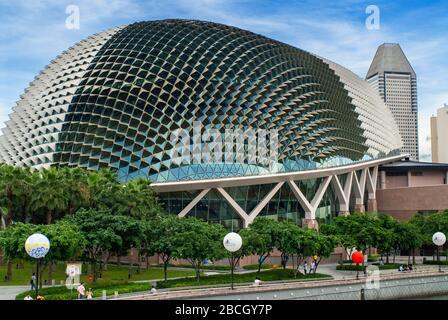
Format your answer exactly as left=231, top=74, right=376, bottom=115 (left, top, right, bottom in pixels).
left=191, top=273, right=448, bottom=300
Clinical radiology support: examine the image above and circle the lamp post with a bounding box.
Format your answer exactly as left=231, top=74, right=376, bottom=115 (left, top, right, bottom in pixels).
left=432, top=232, right=446, bottom=272
left=223, top=232, right=242, bottom=290
left=25, top=233, right=50, bottom=298
left=351, top=251, right=364, bottom=280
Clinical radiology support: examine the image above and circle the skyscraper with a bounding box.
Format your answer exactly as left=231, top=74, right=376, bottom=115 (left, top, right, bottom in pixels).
left=366, top=43, right=419, bottom=160
left=431, top=104, right=448, bottom=163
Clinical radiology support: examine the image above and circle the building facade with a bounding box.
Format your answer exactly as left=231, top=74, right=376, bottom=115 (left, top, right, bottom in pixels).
left=431, top=104, right=448, bottom=163
left=377, top=158, right=448, bottom=220
left=366, top=43, right=419, bottom=160
left=0, top=20, right=403, bottom=228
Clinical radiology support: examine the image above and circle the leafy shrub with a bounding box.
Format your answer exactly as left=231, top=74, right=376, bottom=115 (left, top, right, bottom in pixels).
left=336, top=263, right=401, bottom=271
left=368, top=254, right=380, bottom=262
left=242, top=264, right=273, bottom=270
left=423, top=260, right=448, bottom=265
left=162, top=263, right=231, bottom=271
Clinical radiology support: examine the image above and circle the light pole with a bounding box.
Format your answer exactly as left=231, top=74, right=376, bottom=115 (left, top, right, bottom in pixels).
left=25, top=233, right=50, bottom=298
left=432, top=232, right=446, bottom=272
left=223, top=232, right=242, bottom=290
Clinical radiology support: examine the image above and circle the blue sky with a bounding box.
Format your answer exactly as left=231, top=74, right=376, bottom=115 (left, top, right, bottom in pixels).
left=0, top=0, right=447, bottom=160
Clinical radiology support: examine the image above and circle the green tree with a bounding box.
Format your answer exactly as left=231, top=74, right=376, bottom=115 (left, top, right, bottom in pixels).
left=30, top=168, right=67, bottom=224
left=308, top=232, right=336, bottom=273
left=86, top=168, right=122, bottom=210
left=175, top=217, right=227, bottom=280
left=59, top=167, right=89, bottom=216
left=148, top=215, right=183, bottom=281
left=118, top=178, right=162, bottom=219
left=0, top=221, right=84, bottom=284
left=396, top=222, right=424, bottom=265
left=0, top=165, right=30, bottom=226
left=242, top=218, right=278, bottom=273
left=320, top=217, right=356, bottom=262
left=376, top=214, right=400, bottom=263
left=39, top=220, right=86, bottom=284
left=273, top=221, right=301, bottom=270
left=321, top=213, right=387, bottom=264
left=70, top=208, right=141, bottom=282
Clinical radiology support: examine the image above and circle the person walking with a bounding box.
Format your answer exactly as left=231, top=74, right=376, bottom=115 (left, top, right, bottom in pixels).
left=86, top=288, right=93, bottom=299
left=303, top=261, right=308, bottom=275
left=310, top=261, right=315, bottom=274
left=30, top=273, right=36, bottom=290
left=77, top=282, right=86, bottom=299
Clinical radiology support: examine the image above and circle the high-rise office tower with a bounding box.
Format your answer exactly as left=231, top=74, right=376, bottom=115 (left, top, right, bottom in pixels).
left=431, top=104, right=448, bottom=163
left=366, top=43, right=419, bottom=159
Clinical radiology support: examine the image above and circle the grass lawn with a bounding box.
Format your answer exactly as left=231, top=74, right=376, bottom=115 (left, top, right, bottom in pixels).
left=0, top=261, right=196, bottom=286
left=157, top=268, right=331, bottom=289
left=15, top=268, right=332, bottom=300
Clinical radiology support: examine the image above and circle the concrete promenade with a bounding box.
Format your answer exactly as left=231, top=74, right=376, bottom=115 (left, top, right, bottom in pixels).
left=117, top=266, right=448, bottom=300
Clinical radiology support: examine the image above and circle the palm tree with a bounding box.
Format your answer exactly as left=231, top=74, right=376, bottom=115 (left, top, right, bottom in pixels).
left=30, top=168, right=68, bottom=224
left=0, top=165, right=30, bottom=281
left=87, top=168, right=121, bottom=209
left=0, top=165, right=30, bottom=225
left=60, top=167, right=89, bottom=216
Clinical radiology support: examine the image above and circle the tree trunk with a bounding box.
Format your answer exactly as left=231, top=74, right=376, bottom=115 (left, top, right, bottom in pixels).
left=195, top=262, right=201, bottom=281
left=38, top=262, right=45, bottom=289
left=163, top=261, right=168, bottom=281
left=6, top=259, right=12, bottom=281
left=137, top=252, right=141, bottom=274
left=291, top=254, right=295, bottom=271
left=386, top=253, right=390, bottom=264
left=46, top=208, right=52, bottom=225
left=91, top=262, right=97, bottom=283
left=31, top=211, right=38, bottom=224
left=103, top=253, right=111, bottom=271
left=146, top=255, right=150, bottom=270
left=6, top=188, right=13, bottom=226
left=117, top=256, right=121, bottom=266
left=48, top=262, right=53, bottom=283
left=412, top=248, right=416, bottom=265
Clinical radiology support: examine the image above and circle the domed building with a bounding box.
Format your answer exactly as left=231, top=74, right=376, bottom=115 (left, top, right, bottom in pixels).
left=0, top=20, right=404, bottom=228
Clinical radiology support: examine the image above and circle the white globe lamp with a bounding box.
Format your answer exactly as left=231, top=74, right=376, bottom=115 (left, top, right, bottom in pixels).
left=432, top=232, right=446, bottom=272
left=24, top=233, right=50, bottom=298
left=223, top=232, right=242, bottom=252
left=223, top=232, right=243, bottom=290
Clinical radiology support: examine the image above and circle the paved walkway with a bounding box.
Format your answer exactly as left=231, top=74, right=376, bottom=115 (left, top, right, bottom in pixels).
left=0, top=286, right=30, bottom=300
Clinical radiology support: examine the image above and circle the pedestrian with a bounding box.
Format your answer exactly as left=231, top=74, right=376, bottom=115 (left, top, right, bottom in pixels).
left=87, top=288, right=93, bottom=299
left=303, top=261, right=308, bottom=275
left=30, top=273, right=36, bottom=290
left=310, top=261, right=315, bottom=274
left=77, top=282, right=86, bottom=299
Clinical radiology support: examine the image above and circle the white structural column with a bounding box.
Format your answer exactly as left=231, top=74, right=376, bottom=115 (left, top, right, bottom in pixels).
left=352, top=168, right=367, bottom=212
left=215, top=187, right=250, bottom=224
left=287, top=176, right=332, bottom=220
left=366, top=166, right=379, bottom=212
left=178, top=188, right=210, bottom=217
left=331, top=172, right=353, bottom=215
left=246, top=182, right=284, bottom=226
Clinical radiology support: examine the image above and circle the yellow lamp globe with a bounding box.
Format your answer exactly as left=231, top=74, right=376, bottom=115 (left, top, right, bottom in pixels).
left=25, top=233, right=50, bottom=259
